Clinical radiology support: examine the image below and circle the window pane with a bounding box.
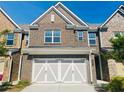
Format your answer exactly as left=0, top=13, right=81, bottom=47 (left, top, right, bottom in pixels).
left=89, top=40, right=96, bottom=45
left=54, top=31, right=60, bottom=36
left=79, top=37, right=83, bottom=40
left=6, top=40, right=13, bottom=45
left=78, top=32, right=83, bottom=37
left=45, top=37, right=52, bottom=42
left=53, top=37, right=60, bottom=42
left=45, top=31, right=52, bottom=36
left=7, top=33, right=14, bottom=39
left=89, top=33, right=96, bottom=38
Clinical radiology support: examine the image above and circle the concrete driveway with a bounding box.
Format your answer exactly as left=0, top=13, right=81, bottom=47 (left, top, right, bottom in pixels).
left=22, top=84, right=96, bottom=92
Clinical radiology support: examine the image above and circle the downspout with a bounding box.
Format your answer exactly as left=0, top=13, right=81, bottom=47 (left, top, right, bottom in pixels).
left=18, top=30, right=23, bottom=81
left=98, top=27, right=103, bottom=80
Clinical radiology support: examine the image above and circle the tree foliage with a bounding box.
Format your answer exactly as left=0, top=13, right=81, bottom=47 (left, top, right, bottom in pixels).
left=0, top=29, right=10, bottom=56
left=102, top=34, right=124, bottom=62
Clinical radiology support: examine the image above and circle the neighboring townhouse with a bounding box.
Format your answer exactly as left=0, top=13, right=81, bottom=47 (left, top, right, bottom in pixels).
left=19, top=2, right=102, bottom=85
left=100, top=5, right=124, bottom=80
left=0, top=8, right=22, bottom=84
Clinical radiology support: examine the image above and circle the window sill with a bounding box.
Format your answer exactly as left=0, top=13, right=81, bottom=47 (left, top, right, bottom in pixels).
left=44, top=43, right=61, bottom=45
left=89, top=44, right=97, bottom=47
left=5, top=45, right=14, bottom=47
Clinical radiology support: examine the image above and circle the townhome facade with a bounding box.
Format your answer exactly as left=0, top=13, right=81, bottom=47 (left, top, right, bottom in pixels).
left=100, top=5, right=124, bottom=80
left=0, top=8, right=22, bottom=83
left=1, top=2, right=123, bottom=85
left=19, top=2, right=102, bottom=84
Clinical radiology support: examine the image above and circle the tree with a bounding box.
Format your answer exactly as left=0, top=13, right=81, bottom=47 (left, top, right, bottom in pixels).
left=0, top=29, right=10, bottom=56
left=109, top=33, right=124, bottom=62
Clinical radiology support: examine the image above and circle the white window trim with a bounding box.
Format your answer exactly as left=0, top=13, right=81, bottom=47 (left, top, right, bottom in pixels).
left=44, top=30, right=61, bottom=43
left=77, top=31, right=84, bottom=41
left=88, top=32, right=97, bottom=46
left=6, top=33, right=15, bottom=46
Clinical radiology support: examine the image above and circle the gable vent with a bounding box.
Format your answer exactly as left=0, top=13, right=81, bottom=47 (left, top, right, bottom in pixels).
left=51, top=14, right=55, bottom=22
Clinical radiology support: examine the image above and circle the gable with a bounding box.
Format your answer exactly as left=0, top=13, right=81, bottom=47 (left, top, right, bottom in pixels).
left=37, top=10, right=72, bottom=25
left=101, top=5, right=124, bottom=27
left=0, top=11, right=16, bottom=32
left=0, top=8, right=21, bottom=31
left=55, top=2, right=88, bottom=27
left=105, top=11, right=124, bottom=31
left=31, top=6, right=74, bottom=25
left=100, top=6, right=124, bottom=48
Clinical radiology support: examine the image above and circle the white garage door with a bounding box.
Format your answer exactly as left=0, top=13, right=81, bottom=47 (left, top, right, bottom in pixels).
left=32, top=58, right=88, bottom=84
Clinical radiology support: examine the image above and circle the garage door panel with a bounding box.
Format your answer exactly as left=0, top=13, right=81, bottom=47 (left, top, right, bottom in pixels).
left=33, top=64, right=45, bottom=82
left=63, top=67, right=72, bottom=82
left=61, top=63, right=71, bottom=79
left=33, top=63, right=44, bottom=75
left=47, top=64, right=57, bottom=82
left=35, top=70, right=45, bottom=82
left=47, top=68, right=56, bottom=82
left=75, top=64, right=87, bottom=80
left=48, top=63, right=58, bottom=79
left=74, top=68, right=85, bottom=82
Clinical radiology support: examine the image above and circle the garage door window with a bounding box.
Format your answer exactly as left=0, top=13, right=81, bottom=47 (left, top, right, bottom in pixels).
left=44, top=30, right=61, bottom=43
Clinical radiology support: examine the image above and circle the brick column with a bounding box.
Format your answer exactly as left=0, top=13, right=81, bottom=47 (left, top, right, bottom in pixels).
left=91, top=54, right=97, bottom=85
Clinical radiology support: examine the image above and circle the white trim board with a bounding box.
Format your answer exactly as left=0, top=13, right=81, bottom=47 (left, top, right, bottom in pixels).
left=100, top=5, right=124, bottom=27
left=55, top=2, right=89, bottom=27
left=30, top=6, right=74, bottom=25
left=0, top=8, right=21, bottom=29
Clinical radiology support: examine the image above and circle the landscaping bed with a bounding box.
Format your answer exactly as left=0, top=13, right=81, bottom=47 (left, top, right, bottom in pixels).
left=0, top=80, right=30, bottom=92
left=95, top=76, right=124, bottom=92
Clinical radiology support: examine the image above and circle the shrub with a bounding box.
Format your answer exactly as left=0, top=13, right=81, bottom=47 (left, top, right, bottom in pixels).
left=0, top=82, right=11, bottom=91
left=106, top=76, right=124, bottom=92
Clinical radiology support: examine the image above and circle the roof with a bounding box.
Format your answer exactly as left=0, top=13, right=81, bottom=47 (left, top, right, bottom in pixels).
left=100, top=5, right=124, bottom=27
left=119, top=5, right=124, bottom=14
left=30, top=6, right=74, bottom=25
left=55, top=2, right=88, bottom=27
left=0, top=8, right=21, bottom=29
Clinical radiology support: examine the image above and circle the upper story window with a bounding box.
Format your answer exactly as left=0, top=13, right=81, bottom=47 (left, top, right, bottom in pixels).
left=77, top=31, right=84, bottom=41
left=25, top=34, right=29, bottom=46
left=88, top=32, right=96, bottom=45
left=6, top=33, right=14, bottom=46
left=44, top=30, right=61, bottom=43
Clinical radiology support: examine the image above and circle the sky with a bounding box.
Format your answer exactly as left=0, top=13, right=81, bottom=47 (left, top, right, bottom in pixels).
left=0, top=1, right=123, bottom=25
